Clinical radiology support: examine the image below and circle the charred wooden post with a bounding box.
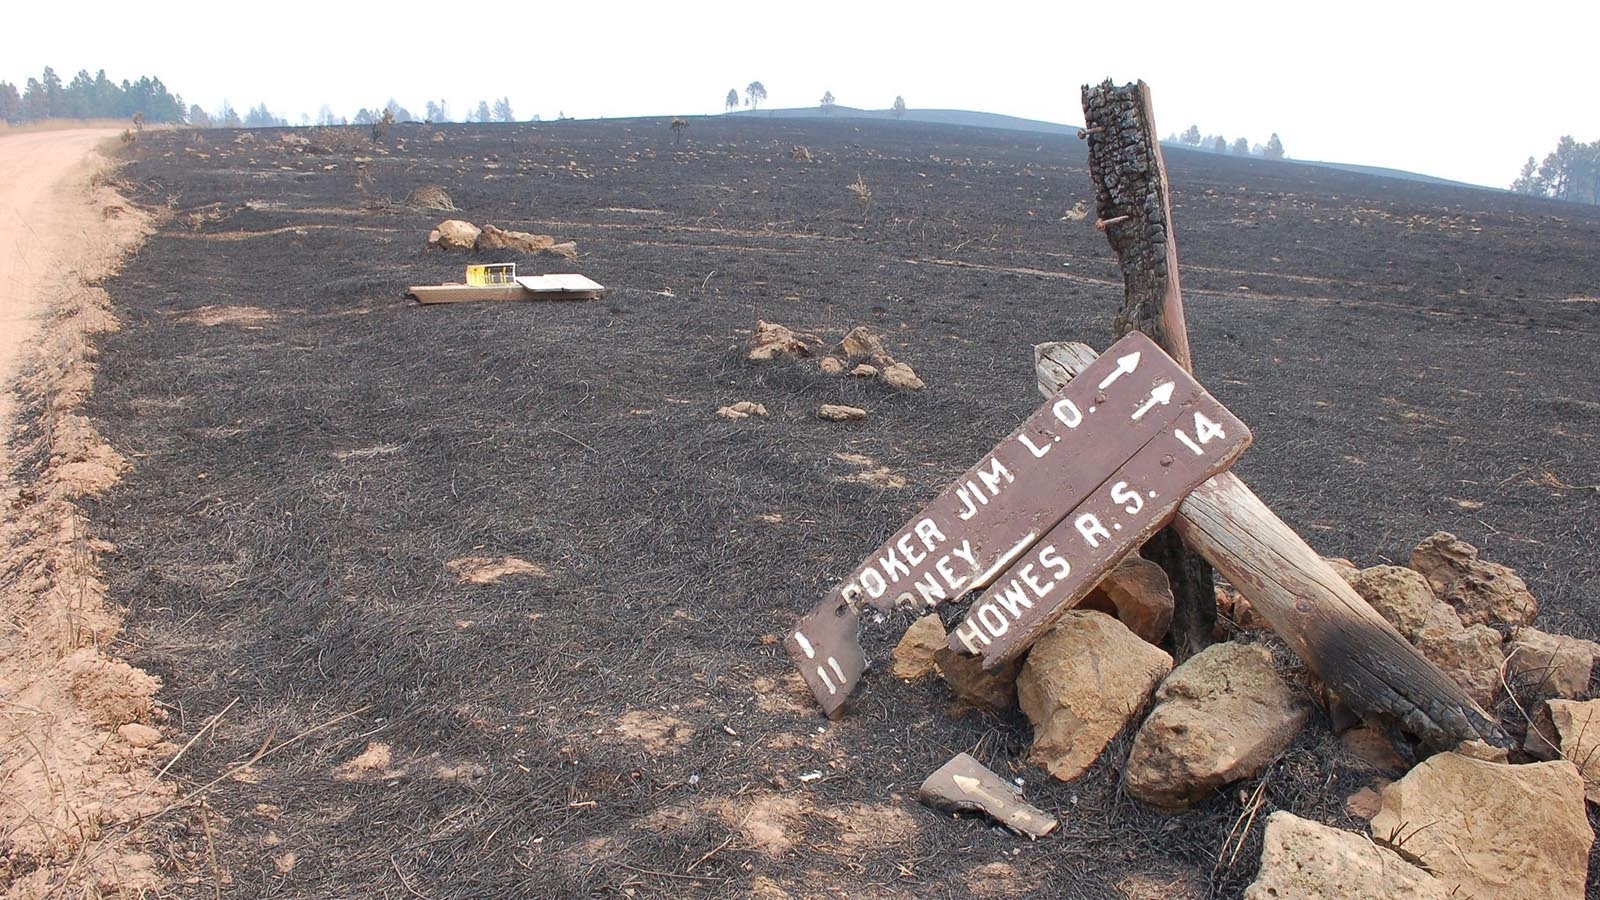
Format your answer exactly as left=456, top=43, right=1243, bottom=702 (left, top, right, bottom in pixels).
left=1080, top=80, right=1213, bottom=660
left=1036, top=344, right=1511, bottom=751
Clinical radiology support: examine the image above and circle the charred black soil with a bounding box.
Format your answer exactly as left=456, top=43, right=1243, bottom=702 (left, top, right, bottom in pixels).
left=88, top=116, right=1600, bottom=897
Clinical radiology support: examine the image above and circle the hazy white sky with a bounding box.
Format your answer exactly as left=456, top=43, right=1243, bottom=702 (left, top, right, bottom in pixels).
left=7, top=1, right=1597, bottom=188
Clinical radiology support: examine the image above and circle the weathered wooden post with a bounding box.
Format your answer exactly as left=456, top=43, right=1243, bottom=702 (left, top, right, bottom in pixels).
left=1065, top=80, right=1510, bottom=751
left=1079, top=80, right=1215, bottom=661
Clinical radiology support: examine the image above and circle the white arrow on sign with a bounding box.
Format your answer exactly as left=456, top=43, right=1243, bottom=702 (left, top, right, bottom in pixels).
left=953, top=774, right=1001, bottom=804
left=1130, top=380, right=1176, bottom=421
left=1096, top=351, right=1141, bottom=390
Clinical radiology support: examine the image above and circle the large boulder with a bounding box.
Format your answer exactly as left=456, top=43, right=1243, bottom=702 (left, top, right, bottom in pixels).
left=1506, top=627, right=1599, bottom=699
left=1369, top=753, right=1590, bottom=900
left=427, top=219, right=481, bottom=250
left=1124, top=642, right=1310, bottom=809
left=1017, top=611, right=1171, bottom=782
left=1081, top=555, right=1174, bottom=645
left=1244, top=811, right=1449, bottom=899
left=1345, top=564, right=1457, bottom=640
left=1415, top=621, right=1505, bottom=709
left=1546, top=699, right=1600, bottom=803
left=1410, top=532, right=1537, bottom=628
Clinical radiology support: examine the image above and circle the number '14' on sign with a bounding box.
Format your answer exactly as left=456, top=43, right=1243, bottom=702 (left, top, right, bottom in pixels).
left=1175, top=412, right=1226, bottom=456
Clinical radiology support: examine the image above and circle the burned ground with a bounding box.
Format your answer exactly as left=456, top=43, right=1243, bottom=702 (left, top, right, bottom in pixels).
left=82, top=116, right=1600, bottom=896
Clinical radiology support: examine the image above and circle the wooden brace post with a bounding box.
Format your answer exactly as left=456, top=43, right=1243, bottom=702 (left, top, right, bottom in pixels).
left=1036, top=343, right=1509, bottom=751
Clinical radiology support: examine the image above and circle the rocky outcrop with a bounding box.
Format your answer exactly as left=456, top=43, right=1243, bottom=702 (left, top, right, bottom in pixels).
left=1017, top=611, right=1171, bottom=782
left=1245, top=811, right=1448, bottom=899
left=1369, top=753, right=1590, bottom=900
left=1124, top=642, right=1310, bottom=809
left=1410, top=532, right=1538, bottom=628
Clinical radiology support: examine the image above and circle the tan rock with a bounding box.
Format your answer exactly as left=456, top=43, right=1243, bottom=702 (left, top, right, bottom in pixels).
left=1124, top=642, right=1310, bottom=809
left=1017, top=611, right=1172, bottom=782
left=427, top=218, right=481, bottom=250
left=1456, top=739, right=1510, bottom=764
left=1215, top=586, right=1264, bottom=632
left=1082, top=555, right=1174, bottom=644
left=817, top=404, right=867, bottom=422
left=1415, top=621, right=1505, bottom=709
left=1346, top=564, right=1456, bottom=641
left=473, top=224, right=557, bottom=253
left=891, top=615, right=946, bottom=681
left=818, top=357, right=845, bottom=375
left=834, top=326, right=890, bottom=365
left=747, top=320, right=816, bottom=361
left=1547, top=699, right=1600, bottom=803
left=1370, top=753, right=1590, bottom=900
left=1339, top=726, right=1406, bottom=774
left=849, top=363, right=879, bottom=378
left=1506, top=627, right=1599, bottom=699
left=1410, top=532, right=1537, bottom=627
left=117, top=722, right=162, bottom=748
left=1345, top=784, right=1387, bottom=820
left=1244, top=811, right=1449, bottom=899
left=716, top=401, right=768, bottom=420
left=541, top=241, right=579, bottom=259
left=1524, top=698, right=1562, bottom=761
left=1322, top=556, right=1360, bottom=580
left=880, top=362, right=925, bottom=391
left=934, top=647, right=1020, bottom=714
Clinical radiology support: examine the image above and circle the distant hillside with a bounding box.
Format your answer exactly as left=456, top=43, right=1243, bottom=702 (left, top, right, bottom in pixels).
left=729, top=106, right=1497, bottom=193
left=729, top=105, right=1082, bottom=136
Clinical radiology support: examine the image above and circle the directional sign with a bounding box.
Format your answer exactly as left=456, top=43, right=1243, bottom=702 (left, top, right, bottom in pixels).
left=787, top=332, right=1249, bottom=716
left=949, top=390, right=1249, bottom=667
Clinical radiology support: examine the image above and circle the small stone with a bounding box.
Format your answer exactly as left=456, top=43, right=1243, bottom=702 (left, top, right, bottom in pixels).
left=1124, top=641, right=1310, bottom=809
left=1339, top=726, right=1406, bottom=774
left=1415, top=621, right=1505, bottom=709
left=1245, top=811, right=1448, bottom=899
left=1370, top=753, right=1590, bottom=900
left=1506, top=627, right=1599, bottom=699
left=1082, top=555, right=1173, bottom=644
left=1344, top=784, right=1387, bottom=820
left=1410, top=532, right=1538, bottom=628
left=879, top=362, right=925, bottom=391
left=1455, top=739, right=1509, bottom=764
left=891, top=615, right=946, bottom=681
left=834, top=326, right=890, bottom=365
left=716, top=401, right=768, bottom=420
left=934, top=647, right=1020, bottom=714
left=849, top=363, right=879, bottom=378
left=817, top=404, right=867, bottom=422
left=747, top=320, right=817, bottom=361
left=118, top=723, right=162, bottom=748
left=1018, top=611, right=1171, bottom=782
left=818, top=357, right=844, bottom=375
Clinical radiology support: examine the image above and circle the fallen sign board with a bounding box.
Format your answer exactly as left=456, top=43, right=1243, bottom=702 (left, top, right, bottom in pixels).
left=785, top=331, right=1250, bottom=716
left=408, top=273, right=606, bottom=304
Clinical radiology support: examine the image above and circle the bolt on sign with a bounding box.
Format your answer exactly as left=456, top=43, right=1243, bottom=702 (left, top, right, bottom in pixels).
left=786, top=332, right=1251, bottom=716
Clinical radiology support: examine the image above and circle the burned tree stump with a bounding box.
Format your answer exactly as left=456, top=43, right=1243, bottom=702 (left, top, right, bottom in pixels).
left=1080, top=79, right=1213, bottom=660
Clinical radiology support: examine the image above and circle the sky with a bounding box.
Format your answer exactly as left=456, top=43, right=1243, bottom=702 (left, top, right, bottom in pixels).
left=6, top=1, right=1597, bottom=189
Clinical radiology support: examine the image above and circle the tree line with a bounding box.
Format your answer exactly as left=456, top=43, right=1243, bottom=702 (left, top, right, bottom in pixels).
left=0, top=66, right=184, bottom=124
left=1511, top=137, right=1599, bottom=205
left=1170, top=124, right=1285, bottom=160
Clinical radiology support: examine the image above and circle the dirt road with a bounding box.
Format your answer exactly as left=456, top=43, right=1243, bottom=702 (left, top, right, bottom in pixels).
left=0, top=129, right=119, bottom=456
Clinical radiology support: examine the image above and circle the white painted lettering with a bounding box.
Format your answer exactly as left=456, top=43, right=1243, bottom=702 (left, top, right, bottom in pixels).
left=1075, top=513, right=1112, bottom=549
left=1053, top=398, right=1083, bottom=428
left=914, top=518, right=945, bottom=551
left=1020, top=563, right=1052, bottom=598
left=976, top=603, right=1010, bottom=638
left=950, top=540, right=977, bottom=571
left=953, top=617, right=989, bottom=654
left=994, top=580, right=1034, bottom=618
left=1018, top=432, right=1052, bottom=458
left=841, top=583, right=864, bottom=606
left=956, top=486, right=979, bottom=521
left=859, top=567, right=888, bottom=598
left=913, top=571, right=948, bottom=606
left=896, top=533, right=926, bottom=567
left=880, top=546, right=911, bottom=580
left=935, top=554, right=961, bottom=590
left=1039, top=544, right=1071, bottom=582
left=1111, top=480, right=1144, bottom=515
left=977, top=457, right=1013, bottom=496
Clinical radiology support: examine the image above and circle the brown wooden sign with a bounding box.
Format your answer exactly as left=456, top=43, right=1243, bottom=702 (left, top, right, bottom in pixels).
left=949, top=390, right=1249, bottom=667
left=787, top=332, right=1250, bottom=715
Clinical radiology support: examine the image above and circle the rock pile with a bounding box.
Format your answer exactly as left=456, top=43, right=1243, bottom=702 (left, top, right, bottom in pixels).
left=746, top=322, right=925, bottom=391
